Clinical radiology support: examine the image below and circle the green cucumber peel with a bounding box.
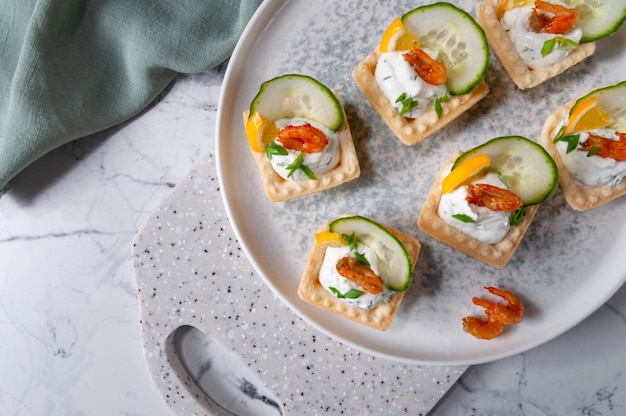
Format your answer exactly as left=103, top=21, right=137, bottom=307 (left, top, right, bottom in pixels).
left=452, top=136, right=559, bottom=206
left=568, top=81, right=626, bottom=132
left=401, top=2, right=490, bottom=95
left=250, top=74, right=344, bottom=131
left=563, top=0, right=626, bottom=42
left=329, top=215, right=413, bottom=292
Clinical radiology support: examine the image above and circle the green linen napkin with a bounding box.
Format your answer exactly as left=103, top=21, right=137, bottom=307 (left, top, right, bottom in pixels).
left=0, top=0, right=262, bottom=196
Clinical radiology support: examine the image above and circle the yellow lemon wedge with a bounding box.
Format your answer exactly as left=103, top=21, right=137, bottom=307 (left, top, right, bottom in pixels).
left=497, top=0, right=535, bottom=18
left=514, top=0, right=537, bottom=7
left=496, top=0, right=512, bottom=19
left=379, top=17, right=418, bottom=52
left=441, top=154, right=491, bottom=194
left=315, top=231, right=345, bottom=247
left=565, top=96, right=613, bottom=134
left=245, top=112, right=278, bottom=152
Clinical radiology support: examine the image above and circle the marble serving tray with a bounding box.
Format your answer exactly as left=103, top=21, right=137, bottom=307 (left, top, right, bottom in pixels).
left=132, top=152, right=466, bottom=415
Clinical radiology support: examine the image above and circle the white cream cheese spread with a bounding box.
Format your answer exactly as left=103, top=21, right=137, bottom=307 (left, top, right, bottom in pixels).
left=270, top=118, right=340, bottom=181
left=319, top=245, right=393, bottom=310
left=556, top=128, right=626, bottom=186
left=375, top=49, right=448, bottom=118
left=438, top=167, right=512, bottom=244
left=501, top=4, right=582, bottom=69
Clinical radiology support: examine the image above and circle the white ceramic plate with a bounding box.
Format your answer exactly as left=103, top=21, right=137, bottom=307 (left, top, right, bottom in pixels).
left=216, top=0, right=626, bottom=365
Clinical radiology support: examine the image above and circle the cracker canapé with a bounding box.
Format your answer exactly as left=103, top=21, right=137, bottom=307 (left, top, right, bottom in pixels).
left=417, top=151, right=538, bottom=269
left=352, top=49, right=489, bottom=146
left=243, top=94, right=360, bottom=202
left=539, top=98, right=626, bottom=211
left=297, top=219, right=421, bottom=331
left=476, top=0, right=596, bottom=90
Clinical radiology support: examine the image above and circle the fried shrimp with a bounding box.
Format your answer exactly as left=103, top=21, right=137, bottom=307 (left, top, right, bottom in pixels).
left=336, top=257, right=384, bottom=295
left=403, top=43, right=447, bottom=86
left=579, top=132, right=626, bottom=162
left=473, top=286, right=525, bottom=325
left=277, top=123, right=329, bottom=153
left=462, top=316, right=504, bottom=340
left=466, top=183, right=524, bottom=212
left=529, top=0, right=578, bottom=35
left=463, top=286, right=525, bottom=340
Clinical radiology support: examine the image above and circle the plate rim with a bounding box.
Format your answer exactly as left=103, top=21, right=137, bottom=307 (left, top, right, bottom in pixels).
left=215, top=0, right=626, bottom=366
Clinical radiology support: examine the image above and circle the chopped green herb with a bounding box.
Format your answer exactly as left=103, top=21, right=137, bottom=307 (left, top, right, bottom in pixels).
left=566, top=135, right=580, bottom=153
left=556, top=36, right=579, bottom=51
left=395, top=93, right=407, bottom=103
left=354, top=252, right=370, bottom=267
left=553, top=125, right=565, bottom=141
left=342, top=232, right=358, bottom=251
left=586, top=146, right=600, bottom=157
left=265, top=141, right=288, bottom=160
left=452, top=213, right=476, bottom=223
left=542, top=37, right=578, bottom=57
left=434, top=98, right=443, bottom=118
left=300, top=164, right=317, bottom=180
left=401, top=97, right=419, bottom=114
left=286, top=153, right=317, bottom=179
left=541, top=39, right=556, bottom=57
left=509, top=208, right=526, bottom=226
left=395, top=92, right=419, bottom=115
left=435, top=95, right=450, bottom=118
left=553, top=126, right=580, bottom=153
left=329, top=287, right=364, bottom=299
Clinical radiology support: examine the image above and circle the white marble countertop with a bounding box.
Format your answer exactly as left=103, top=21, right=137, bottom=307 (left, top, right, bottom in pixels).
left=2, top=65, right=626, bottom=415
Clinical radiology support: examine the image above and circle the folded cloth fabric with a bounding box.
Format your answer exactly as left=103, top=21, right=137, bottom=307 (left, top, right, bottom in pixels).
left=0, top=0, right=262, bottom=196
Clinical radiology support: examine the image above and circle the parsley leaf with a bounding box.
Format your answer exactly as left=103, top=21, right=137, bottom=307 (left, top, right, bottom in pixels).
left=329, top=287, right=364, bottom=299
left=556, top=36, right=579, bottom=51
left=541, top=39, right=556, bottom=57
left=435, top=98, right=443, bottom=119
left=300, top=163, right=317, bottom=180
left=509, top=208, right=526, bottom=226
left=354, top=252, right=370, bottom=267
left=395, top=92, right=407, bottom=103
left=452, top=213, right=476, bottom=223
left=265, top=141, right=288, bottom=160
left=553, top=126, right=580, bottom=153
left=587, top=147, right=600, bottom=157
left=396, top=92, right=419, bottom=115
left=542, top=37, right=578, bottom=57
left=285, top=152, right=317, bottom=180
left=341, top=232, right=358, bottom=251
left=286, top=153, right=305, bottom=177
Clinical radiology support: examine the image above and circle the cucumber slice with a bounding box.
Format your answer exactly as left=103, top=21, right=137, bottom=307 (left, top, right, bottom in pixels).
left=570, top=81, right=626, bottom=131
left=329, top=216, right=413, bottom=292
left=453, top=136, right=558, bottom=206
left=249, top=74, right=344, bottom=131
left=401, top=2, right=490, bottom=95
left=564, top=0, right=626, bottom=42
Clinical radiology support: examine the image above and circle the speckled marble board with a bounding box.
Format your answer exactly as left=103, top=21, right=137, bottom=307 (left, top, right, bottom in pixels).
left=132, top=152, right=466, bottom=415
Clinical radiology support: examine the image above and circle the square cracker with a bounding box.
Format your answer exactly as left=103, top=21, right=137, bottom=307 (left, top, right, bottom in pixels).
left=297, top=218, right=421, bottom=331
left=476, top=0, right=596, bottom=90
left=539, top=98, right=626, bottom=211
left=417, top=151, right=538, bottom=269
left=243, top=94, right=360, bottom=202
left=352, top=49, right=489, bottom=146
